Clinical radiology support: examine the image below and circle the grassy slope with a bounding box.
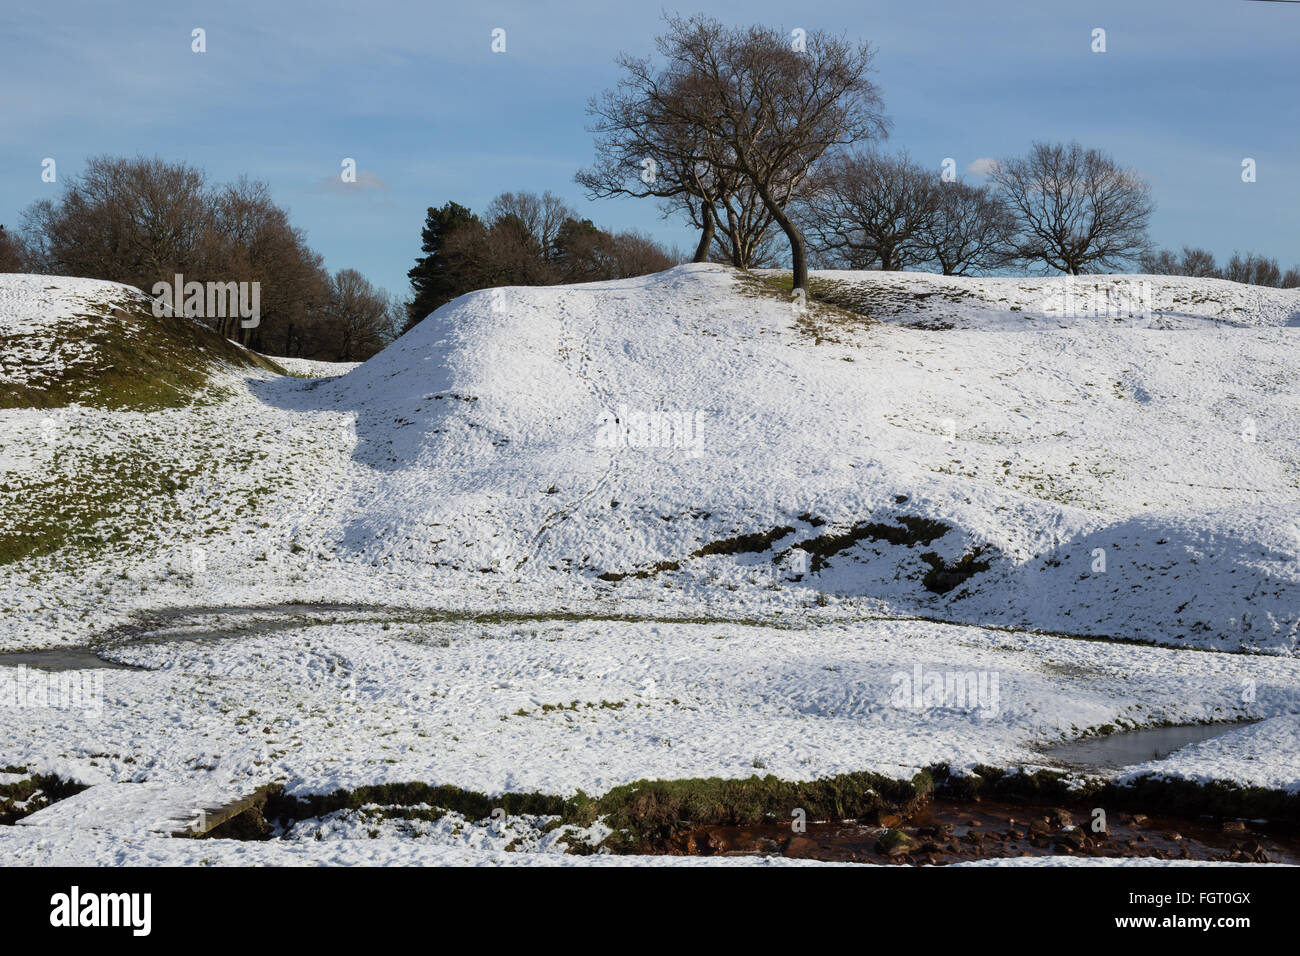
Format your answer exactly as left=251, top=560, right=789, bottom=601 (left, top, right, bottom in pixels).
left=0, top=284, right=283, bottom=410
left=3, top=266, right=1298, bottom=652
left=0, top=277, right=286, bottom=566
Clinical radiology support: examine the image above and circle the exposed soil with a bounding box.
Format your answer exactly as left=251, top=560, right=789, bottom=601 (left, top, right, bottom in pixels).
left=0, top=772, right=89, bottom=825
left=920, top=547, right=992, bottom=594
left=785, top=516, right=951, bottom=573
left=665, top=796, right=1298, bottom=865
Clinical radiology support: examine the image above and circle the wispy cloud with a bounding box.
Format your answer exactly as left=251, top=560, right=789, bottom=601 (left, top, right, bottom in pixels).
left=319, top=170, right=389, bottom=194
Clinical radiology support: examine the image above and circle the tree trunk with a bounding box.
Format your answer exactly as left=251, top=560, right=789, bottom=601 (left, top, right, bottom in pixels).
left=783, top=218, right=809, bottom=291
left=727, top=223, right=745, bottom=268
left=736, top=236, right=753, bottom=270
left=752, top=179, right=808, bottom=291
left=692, top=204, right=716, bottom=263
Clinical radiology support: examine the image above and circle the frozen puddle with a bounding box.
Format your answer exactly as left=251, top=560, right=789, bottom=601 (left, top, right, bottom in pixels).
left=0, top=604, right=385, bottom=671
left=1039, top=721, right=1258, bottom=771
left=0, top=646, right=137, bottom=671
left=0, top=603, right=780, bottom=671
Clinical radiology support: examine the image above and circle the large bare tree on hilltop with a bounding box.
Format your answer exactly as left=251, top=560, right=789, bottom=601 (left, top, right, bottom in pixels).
left=581, top=15, right=888, bottom=291
left=991, top=141, right=1154, bottom=275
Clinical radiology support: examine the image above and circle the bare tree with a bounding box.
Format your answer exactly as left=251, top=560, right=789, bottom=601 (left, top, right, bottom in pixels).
left=1179, top=246, right=1220, bottom=278
left=553, top=218, right=679, bottom=281
left=603, top=228, right=680, bottom=276
left=991, top=141, right=1154, bottom=275
left=667, top=188, right=722, bottom=263
left=1138, top=249, right=1180, bottom=274
left=920, top=181, right=1016, bottom=275
left=1139, top=245, right=1220, bottom=278
left=0, top=225, right=25, bottom=272
left=799, top=151, right=939, bottom=270
left=18, top=155, right=380, bottom=359
left=315, top=268, right=397, bottom=361
left=436, top=192, right=580, bottom=291
left=486, top=191, right=574, bottom=262
left=204, top=176, right=329, bottom=349
left=627, top=15, right=888, bottom=291
left=709, top=181, right=783, bottom=268
left=402, top=189, right=680, bottom=328
left=578, top=60, right=732, bottom=263
left=21, top=155, right=210, bottom=288
left=440, top=217, right=550, bottom=289
left=1223, top=251, right=1283, bottom=287
left=651, top=155, right=783, bottom=268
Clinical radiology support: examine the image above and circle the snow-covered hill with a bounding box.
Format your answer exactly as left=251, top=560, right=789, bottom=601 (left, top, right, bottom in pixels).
left=4, top=266, right=1300, bottom=864
left=2, top=265, right=1299, bottom=653
left=0, top=273, right=281, bottom=409
left=301, top=264, right=1300, bottom=653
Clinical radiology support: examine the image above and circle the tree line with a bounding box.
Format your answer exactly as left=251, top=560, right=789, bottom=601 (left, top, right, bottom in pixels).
left=2, top=155, right=400, bottom=361
left=4, top=16, right=1296, bottom=357
left=575, top=14, right=1298, bottom=288
left=2, top=155, right=681, bottom=347
left=403, top=191, right=678, bottom=331
left=1137, top=246, right=1300, bottom=287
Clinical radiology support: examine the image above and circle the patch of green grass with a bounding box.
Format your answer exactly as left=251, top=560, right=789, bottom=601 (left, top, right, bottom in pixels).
left=0, top=446, right=196, bottom=565
left=269, top=769, right=935, bottom=854
left=266, top=783, right=568, bottom=824
left=733, top=271, right=873, bottom=341
left=578, top=770, right=933, bottom=850
left=754, top=271, right=975, bottom=327
left=0, top=418, right=269, bottom=566
left=0, top=291, right=284, bottom=410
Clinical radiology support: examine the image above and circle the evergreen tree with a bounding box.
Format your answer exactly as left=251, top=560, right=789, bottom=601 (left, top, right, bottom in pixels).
left=405, top=201, right=479, bottom=330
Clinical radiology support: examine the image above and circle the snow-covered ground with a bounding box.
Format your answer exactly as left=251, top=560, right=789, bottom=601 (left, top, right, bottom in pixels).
left=272, top=355, right=361, bottom=378
left=1, top=825, right=1265, bottom=867
left=8, top=613, right=1297, bottom=797
left=2, top=265, right=1298, bottom=865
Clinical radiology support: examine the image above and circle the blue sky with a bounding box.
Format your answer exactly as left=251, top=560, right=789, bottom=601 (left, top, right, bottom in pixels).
left=1, top=0, right=1296, bottom=298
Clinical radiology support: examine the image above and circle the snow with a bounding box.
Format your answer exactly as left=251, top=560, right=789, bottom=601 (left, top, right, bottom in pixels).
left=4, top=613, right=1296, bottom=799
left=1122, top=714, right=1300, bottom=792
left=792, top=268, right=1300, bottom=330
left=5, top=264, right=1299, bottom=653
left=0, top=274, right=136, bottom=388
left=2, top=265, right=1299, bottom=865
left=0, top=824, right=1266, bottom=867
left=15, top=780, right=249, bottom=837
left=272, top=355, right=361, bottom=378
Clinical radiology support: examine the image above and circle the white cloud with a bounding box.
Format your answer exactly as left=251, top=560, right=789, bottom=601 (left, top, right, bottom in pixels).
left=967, top=157, right=999, bottom=177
